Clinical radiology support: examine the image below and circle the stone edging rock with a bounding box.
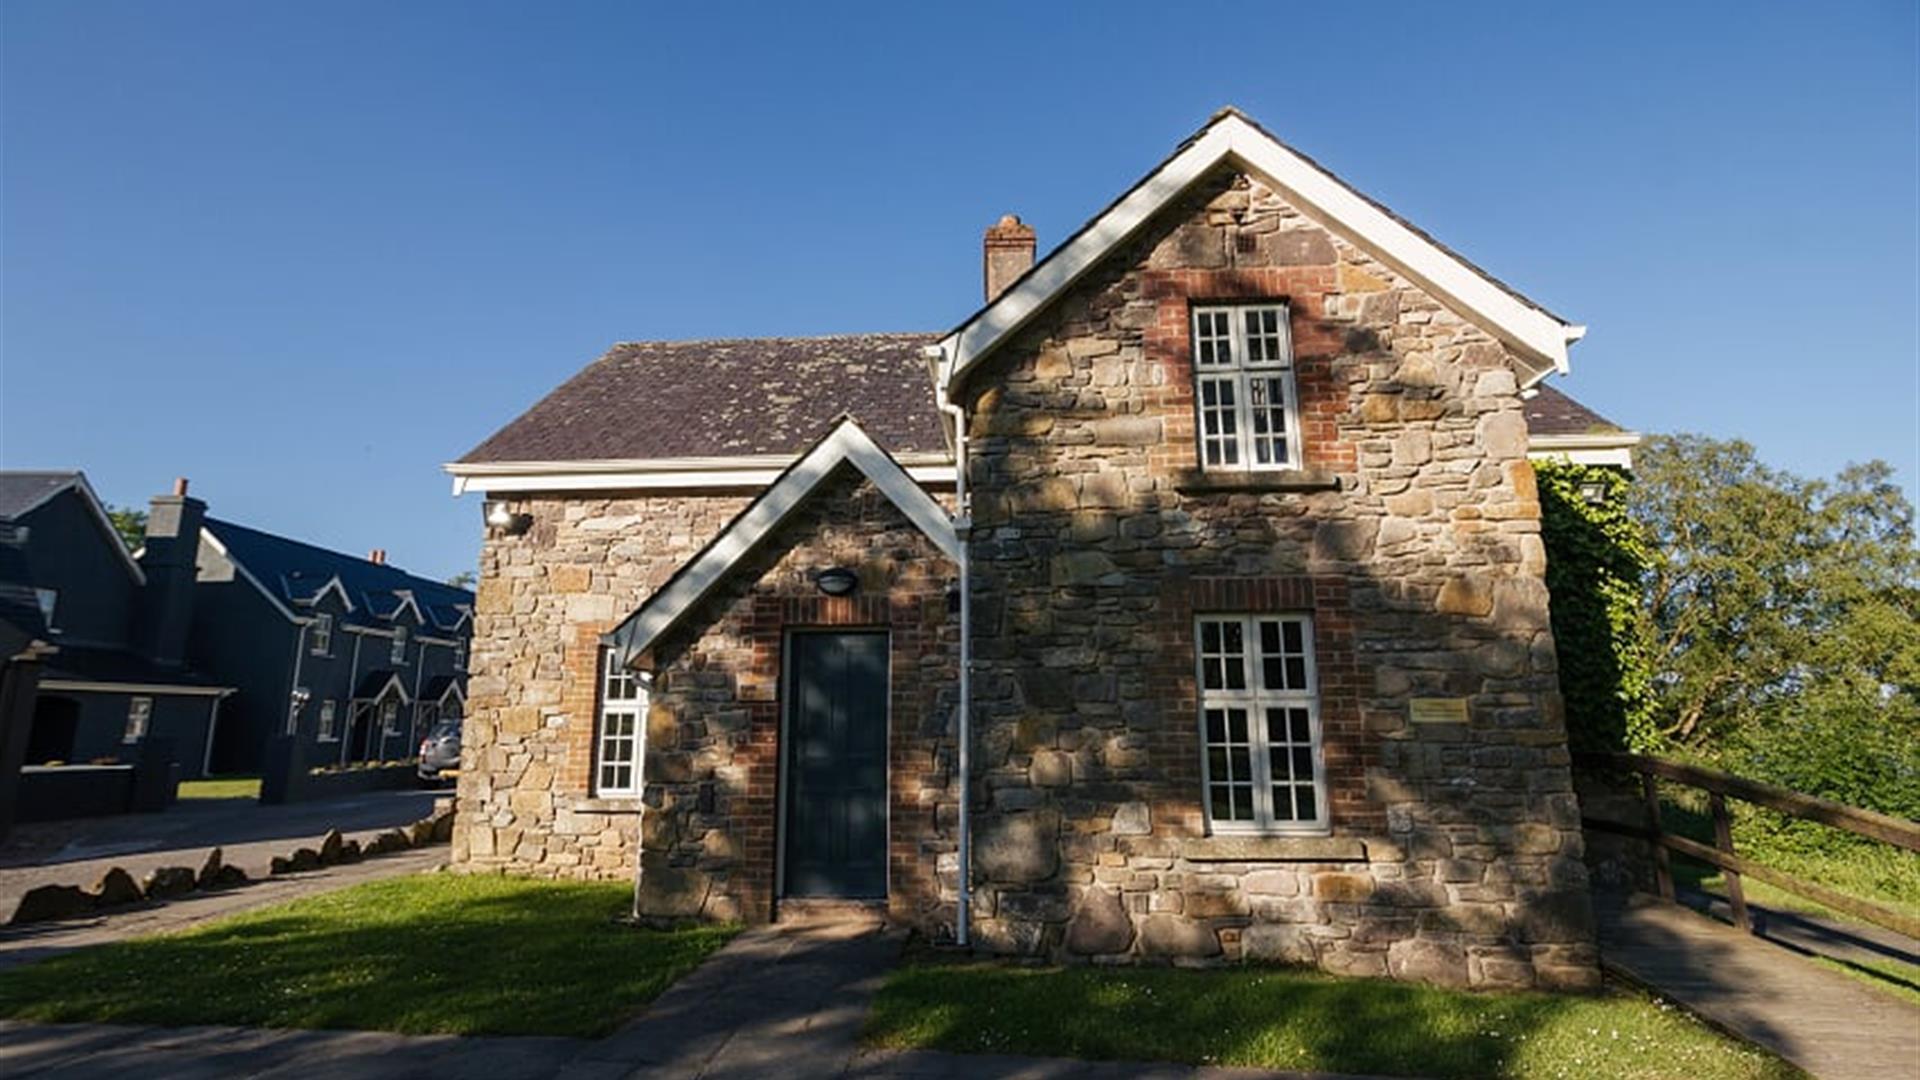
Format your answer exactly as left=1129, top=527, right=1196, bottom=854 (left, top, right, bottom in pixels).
left=7, top=804, right=456, bottom=926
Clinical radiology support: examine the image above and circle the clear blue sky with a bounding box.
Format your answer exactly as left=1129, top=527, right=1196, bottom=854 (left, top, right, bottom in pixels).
left=5, top=2, right=1916, bottom=581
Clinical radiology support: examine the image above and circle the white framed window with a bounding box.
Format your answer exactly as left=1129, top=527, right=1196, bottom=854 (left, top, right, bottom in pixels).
left=453, top=638, right=468, bottom=671
left=310, top=613, right=333, bottom=656
left=596, top=648, right=645, bottom=796
left=317, top=700, right=338, bottom=742
left=380, top=698, right=401, bottom=736
left=1191, top=303, right=1300, bottom=471
left=124, top=696, right=152, bottom=743
left=34, top=588, right=58, bottom=632
left=390, top=626, right=408, bottom=665
left=1196, top=614, right=1326, bottom=833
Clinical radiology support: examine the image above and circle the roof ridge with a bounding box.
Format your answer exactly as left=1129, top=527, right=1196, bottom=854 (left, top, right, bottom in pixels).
left=603, top=330, right=939, bottom=350
left=204, top=518, right=470, bottom=599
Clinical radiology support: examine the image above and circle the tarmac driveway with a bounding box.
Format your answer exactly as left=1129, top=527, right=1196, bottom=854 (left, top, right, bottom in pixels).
left=0, top=788, right=440, bottom=914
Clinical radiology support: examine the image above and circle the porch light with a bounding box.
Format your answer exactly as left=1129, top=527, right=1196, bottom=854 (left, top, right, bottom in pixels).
left=486, top=502, right=532, bottom=535
left=814, top=567, right=858, bottom=596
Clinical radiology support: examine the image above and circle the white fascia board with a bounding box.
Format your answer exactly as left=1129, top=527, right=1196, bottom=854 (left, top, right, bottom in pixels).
left=446, top=454, right=956, bottom=496
left=295, top=575, right=355, bottom=613
left=201, top=528, right=299, bottom=623
left=944, top=124, right=1233, bottom=387
left=344, top=623, right=398, bottom=638
left=40, top=679, right=235, bottom=698
left=1528, top=431, right=1642, bottom=469
left=435, top=680, right=467, bottom=705
left=604, top=420, right=958, bottom=663
left=387, top=590, right=425, bottom=624
left=943, top=114, right=1580, bottom=387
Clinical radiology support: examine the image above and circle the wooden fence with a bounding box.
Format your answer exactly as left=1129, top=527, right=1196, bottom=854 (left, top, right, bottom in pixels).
left=1573, top=750, right=1920, bottom=940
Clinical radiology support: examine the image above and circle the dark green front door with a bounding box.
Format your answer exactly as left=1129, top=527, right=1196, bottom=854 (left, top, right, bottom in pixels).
left=783, top=631, right=888, bottom=899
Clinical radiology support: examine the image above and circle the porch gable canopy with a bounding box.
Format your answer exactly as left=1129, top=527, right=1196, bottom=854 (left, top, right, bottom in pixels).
left=602, top=416, right=958, bottom=669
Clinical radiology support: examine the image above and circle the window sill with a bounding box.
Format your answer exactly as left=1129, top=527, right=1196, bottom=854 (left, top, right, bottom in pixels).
left=1174, top=468, right=1340, bottom=495
left=1182, top=835, right=1365, bottom=862
left=572, top=796, right=642, bottom=814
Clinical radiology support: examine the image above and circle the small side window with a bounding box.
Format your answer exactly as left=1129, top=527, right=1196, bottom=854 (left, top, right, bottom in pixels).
left=124, top=696, right=152, bottom=743
left=311, top=613, right=333, bottom=656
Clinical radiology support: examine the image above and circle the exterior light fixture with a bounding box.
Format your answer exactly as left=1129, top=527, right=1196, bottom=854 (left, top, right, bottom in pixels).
left=814, top=567, right=858, bottom=596
left=1578, top=481, right=1609, bottom=506
left=486, top=502, right=532, bottom=535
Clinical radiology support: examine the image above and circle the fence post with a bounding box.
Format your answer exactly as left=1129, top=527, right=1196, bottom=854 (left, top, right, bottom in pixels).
left=1710, top=791, right=1751, bottom=932
left=1641, top=769, right=1675, bottom=902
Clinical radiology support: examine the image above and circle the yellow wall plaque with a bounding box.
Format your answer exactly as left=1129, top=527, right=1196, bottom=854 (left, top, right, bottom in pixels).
left=1409, top=697, right=1470, bottom=724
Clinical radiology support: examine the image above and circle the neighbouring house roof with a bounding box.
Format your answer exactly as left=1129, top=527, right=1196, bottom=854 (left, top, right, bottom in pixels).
left=203, top=519, right=473, bottom=629
left=603, top=417, right=959, bottom=667
left=38, top=644, right=231, bottom=695
left=458, top=334, right=949, bottom=466
left=353, top=669, right=411, bottom=703
left=0, top=470, right=146, bottom=585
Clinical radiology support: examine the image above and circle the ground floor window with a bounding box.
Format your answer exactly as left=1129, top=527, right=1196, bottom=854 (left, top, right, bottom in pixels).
left=317, top=700, right=338, bottom=742
left=596, top=648, right=644, bottom=796
left=1196, top=614, right=1326, bottom=833
left=380, top=698, right=401, bottom=737
left=123, top=696, right=151, bottom=743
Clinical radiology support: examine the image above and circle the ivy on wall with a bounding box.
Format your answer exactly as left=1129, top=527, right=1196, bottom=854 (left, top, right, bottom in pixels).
left=1535, top=460, right=1659, bottom=753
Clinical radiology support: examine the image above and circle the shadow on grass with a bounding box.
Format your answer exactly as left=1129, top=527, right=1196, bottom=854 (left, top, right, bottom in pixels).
left=864, top=957, right=1802, bottom=1080
left=0, top=875, right=736, bottom=1038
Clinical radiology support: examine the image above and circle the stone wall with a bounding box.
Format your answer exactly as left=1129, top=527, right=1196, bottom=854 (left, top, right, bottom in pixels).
left=957, top=167, right=1598, bottom=990
left=637, top=466, right=960, bottom=926
left=455, top=491, right=751, bottom=879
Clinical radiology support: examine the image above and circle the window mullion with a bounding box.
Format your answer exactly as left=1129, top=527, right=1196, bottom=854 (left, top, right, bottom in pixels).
left=1244, top=616, right=1279, bottom=828
left=1230, top=317, right=1256, bottom=469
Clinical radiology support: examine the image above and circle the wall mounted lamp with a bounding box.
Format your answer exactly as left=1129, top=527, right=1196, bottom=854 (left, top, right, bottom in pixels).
left=486, top=502, right=533, bottom=535
left=814, top=567, right=859, bottom=596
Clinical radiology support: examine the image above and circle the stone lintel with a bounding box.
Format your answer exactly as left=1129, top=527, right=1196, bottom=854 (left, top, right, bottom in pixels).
left=571, top=797, right=644, bottom=815
left=1173, top=468, right=1341, bottom=495
left=1182, top=835, right=1366, bottom=862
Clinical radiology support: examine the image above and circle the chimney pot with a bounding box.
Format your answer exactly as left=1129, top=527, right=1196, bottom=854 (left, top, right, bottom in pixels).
left=983, top=214, right=1037, bottom=302
left=172, top=477, right=190, bottom=496
left=369, top=549, right=386, bottom=565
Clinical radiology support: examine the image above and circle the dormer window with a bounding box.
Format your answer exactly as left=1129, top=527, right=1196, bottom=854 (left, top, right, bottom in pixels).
left=1192, top=303, right=1301, bottom=471
left=390, top=625, right=408, bottom=664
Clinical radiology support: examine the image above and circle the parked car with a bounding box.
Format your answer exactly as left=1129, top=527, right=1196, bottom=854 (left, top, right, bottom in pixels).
left=417, top=719, right=462, bottom=785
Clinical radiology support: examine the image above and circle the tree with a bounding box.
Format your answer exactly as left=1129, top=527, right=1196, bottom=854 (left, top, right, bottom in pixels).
left=106, top=506, right=146, bottom=552
left=1629, top=435, right=1920, bottom=763
left=446, top=570, right=477, bottom=590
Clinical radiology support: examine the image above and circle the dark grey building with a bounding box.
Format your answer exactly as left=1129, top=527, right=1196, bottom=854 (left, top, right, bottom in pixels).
left=0, top=473, right=231, bottom=777
left=193, top=517, right=473, bottom=774
left=0, top=471, right=474, bottom=779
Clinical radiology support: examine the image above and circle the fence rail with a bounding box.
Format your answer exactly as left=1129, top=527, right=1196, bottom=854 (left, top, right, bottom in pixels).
left=1573, top=750, right=1920, bottom=940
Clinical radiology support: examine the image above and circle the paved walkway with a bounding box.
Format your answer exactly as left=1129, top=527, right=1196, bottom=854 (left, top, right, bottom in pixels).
left=0, top=915, right=1330, bottom=1078
left=0, top=847, right=446, bottom=973
left=1596, top=892, right=1920, bottom=1079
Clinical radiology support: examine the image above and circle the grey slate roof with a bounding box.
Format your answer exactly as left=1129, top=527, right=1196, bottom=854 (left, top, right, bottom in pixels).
left=458, top=333, right=948, bottom=464
left=205, top=519, right=473, bottom=627
left=463, top=333, right=1626, bottom=464
left=1525, top=384, right=1624, bottom=436
left=0, top=472, right=80, bottom=518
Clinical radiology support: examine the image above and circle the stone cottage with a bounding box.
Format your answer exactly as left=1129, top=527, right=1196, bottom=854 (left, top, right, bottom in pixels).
left=447, top=109, right=1639, bottom=991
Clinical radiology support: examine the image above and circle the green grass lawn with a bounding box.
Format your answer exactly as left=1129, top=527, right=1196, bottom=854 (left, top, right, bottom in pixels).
left=865, top=961, right=1802, bottom=1079
left=0, top=874, right=736, bottom=1037
left=175, top=775, right=261, bottom=800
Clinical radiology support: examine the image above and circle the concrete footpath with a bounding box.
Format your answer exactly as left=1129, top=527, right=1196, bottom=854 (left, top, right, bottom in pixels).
left=0, top=916, right=1340, bottom=1078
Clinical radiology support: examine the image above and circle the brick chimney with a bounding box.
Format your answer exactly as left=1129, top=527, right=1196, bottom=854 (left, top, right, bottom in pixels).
left=983, top=214, right=1036, bottom=302
left=136, top=477, right=205, bottom=668
left=368, top=549, right=386, bottom=566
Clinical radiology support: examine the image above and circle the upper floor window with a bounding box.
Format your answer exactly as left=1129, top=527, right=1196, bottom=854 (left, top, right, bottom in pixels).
left=1191, top=303, right=1300, bottom=471
left=453, top=638, right=468, bottom=672
left=310, top=613, right=333, bottom=656
left=390, top=626, right=408, bottom=665
left=1196, top=614, right=1326, bottom=833
left=124, top=696, right=152, bottom=743
left=596, top=648, right=645, bottom=797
